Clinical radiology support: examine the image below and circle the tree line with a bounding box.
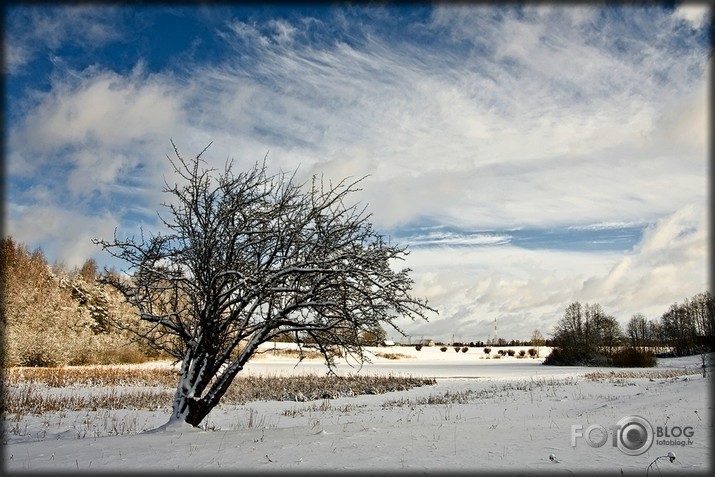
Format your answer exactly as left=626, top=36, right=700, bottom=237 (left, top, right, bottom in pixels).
left=1, top=237, right=158, bottom=367
left=4, top=233, right=709, bottom=371
left=545, top=293, right=714, bottom=366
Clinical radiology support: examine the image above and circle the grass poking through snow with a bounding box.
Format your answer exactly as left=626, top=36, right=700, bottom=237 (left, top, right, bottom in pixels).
left=4, top=366, right=436, bottom=416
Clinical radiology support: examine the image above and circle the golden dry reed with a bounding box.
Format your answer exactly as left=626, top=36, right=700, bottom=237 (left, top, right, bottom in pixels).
left=3, top=365, right=435, bottom=416
left=584, top=368, right=702, bottom=381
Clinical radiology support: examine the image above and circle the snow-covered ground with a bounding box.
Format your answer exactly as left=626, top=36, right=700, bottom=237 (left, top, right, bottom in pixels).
left=4, top=345, right=712, bottom=474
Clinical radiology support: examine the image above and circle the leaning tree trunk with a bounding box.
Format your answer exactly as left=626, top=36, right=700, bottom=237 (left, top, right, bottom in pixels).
left=169, top=346, right=249, bottom=427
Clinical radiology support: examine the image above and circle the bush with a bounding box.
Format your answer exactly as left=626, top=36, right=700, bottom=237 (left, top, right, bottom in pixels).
left=507, top=349, right=516, bottom=356
left=543, top=347, right=609, bottom=366
left=542, top=347, right=569, bottom=365
left=461, top=346, right=469, bottom=353
left=440, top=346, right=448, bottom=352
left=527, top=348, right=537, bottom=357
left=497, top=349, right=506, bottom=356
left=94, top=344, right=153, bottom=365
left=454, top=346, right=461, bottom=352
left=518, top=350, right=526, bottom=357
left=610, top=348, right=657, bottom=367
left=415, top=344, right=423, bottom=351
left=483, top=347, right=491, bottom=354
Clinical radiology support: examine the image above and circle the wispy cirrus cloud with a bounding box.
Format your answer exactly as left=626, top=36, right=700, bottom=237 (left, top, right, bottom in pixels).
left=171, top=5, right=709, bottom=235
left=4, top=5, right=125, bottom=74
left=5, top=5, right=709, bottom=340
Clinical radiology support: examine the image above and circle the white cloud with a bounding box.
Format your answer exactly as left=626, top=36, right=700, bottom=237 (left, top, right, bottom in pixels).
left=3, top=42, right=31, bottom=73
left=405, top=232, right=511, bottom=248
left=17, top=69, right=184, bottom=151
left=673, top=4, right=710, bottom=29
left=649, top=76, right=710, bottom=150
left=6, top=6, right=709, bottom=342
left=268, top=19, right=298, bottom=44
left=577, top=203, right=708, bottom=318
left=568, top=221, right=646, bottom=231
left=8, top=65, right=187, bottom=208
left=395, top=244, right=619, bottom=342
left=6, top=202, right=121, bottom=269
left=4, top=6, right=124, bottom=75
left=394, top=202, right=708, bottom=342
left=179, top=8, right=708, bottom=234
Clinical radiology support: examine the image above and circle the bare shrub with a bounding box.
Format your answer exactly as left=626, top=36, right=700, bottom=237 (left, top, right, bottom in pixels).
left=610, top=348, right=657, bottom=367
left=375, top=352, right=412, bottom=360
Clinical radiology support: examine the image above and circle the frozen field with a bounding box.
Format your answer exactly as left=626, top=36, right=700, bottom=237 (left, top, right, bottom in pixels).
left=3, top=345, right=712, bottom=474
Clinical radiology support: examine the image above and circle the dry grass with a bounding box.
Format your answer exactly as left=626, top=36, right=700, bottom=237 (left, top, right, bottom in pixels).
left=5, top=385, right=174, bottom=416
left=382, top=389, right=491, bottom=407
left=583, top=368, right=703, bottom=382
left=5, top=366, right=178, bottom=387
left=224, top=373, right=435, bottom=402
left=3, top=366, right=436, bottom=416
left=380, top=377, right=578, bottom=408
left=374, top=352, right=413, bottom=360
left=282, top=400, right=367, bottom=417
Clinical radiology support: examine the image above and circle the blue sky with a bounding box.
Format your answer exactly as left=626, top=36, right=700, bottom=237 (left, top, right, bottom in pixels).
left=4, top=4, right=710, bottom=343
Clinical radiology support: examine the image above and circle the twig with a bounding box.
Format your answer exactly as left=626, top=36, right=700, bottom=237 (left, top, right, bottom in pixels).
left=646, top=452, right=676, bottom=476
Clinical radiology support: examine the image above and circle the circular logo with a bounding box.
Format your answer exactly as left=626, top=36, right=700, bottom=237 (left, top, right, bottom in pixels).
left=616, top=415, right=654, bottom=455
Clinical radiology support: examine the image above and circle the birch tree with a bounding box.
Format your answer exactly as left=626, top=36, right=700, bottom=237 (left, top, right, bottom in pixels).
left=95, top=143, right=435, bottom=427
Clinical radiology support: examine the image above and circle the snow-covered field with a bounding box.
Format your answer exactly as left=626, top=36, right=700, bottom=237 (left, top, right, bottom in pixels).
left=4, top=345, right=712, bottom=474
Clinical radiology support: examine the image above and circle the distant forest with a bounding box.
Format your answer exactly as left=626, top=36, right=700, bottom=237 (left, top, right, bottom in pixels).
left=2, top=237, right=712, bottom=367
left=545, top=293, right=713, bottom=366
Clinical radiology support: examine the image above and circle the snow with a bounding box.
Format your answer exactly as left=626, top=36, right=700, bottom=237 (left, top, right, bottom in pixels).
left=4, top=345, right=711, bottom=473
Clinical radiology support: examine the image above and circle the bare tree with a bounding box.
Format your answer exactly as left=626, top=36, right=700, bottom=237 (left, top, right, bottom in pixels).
left=547, top=301, right=623, bottom=365
left=530, top=329, right=544, bottom=357
left=94, top=143, right=436, bottom=427
left=661, top=302, right=696, bottom=356
left=595, top=314, right=623, bottom=356
left=627, top=313, right=649, bottom=352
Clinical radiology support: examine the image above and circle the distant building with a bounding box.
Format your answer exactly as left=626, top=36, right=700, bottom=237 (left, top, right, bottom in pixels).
left=382, top=340, right=395, bottom=346
left=415, top=339, right=435, bottom=347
